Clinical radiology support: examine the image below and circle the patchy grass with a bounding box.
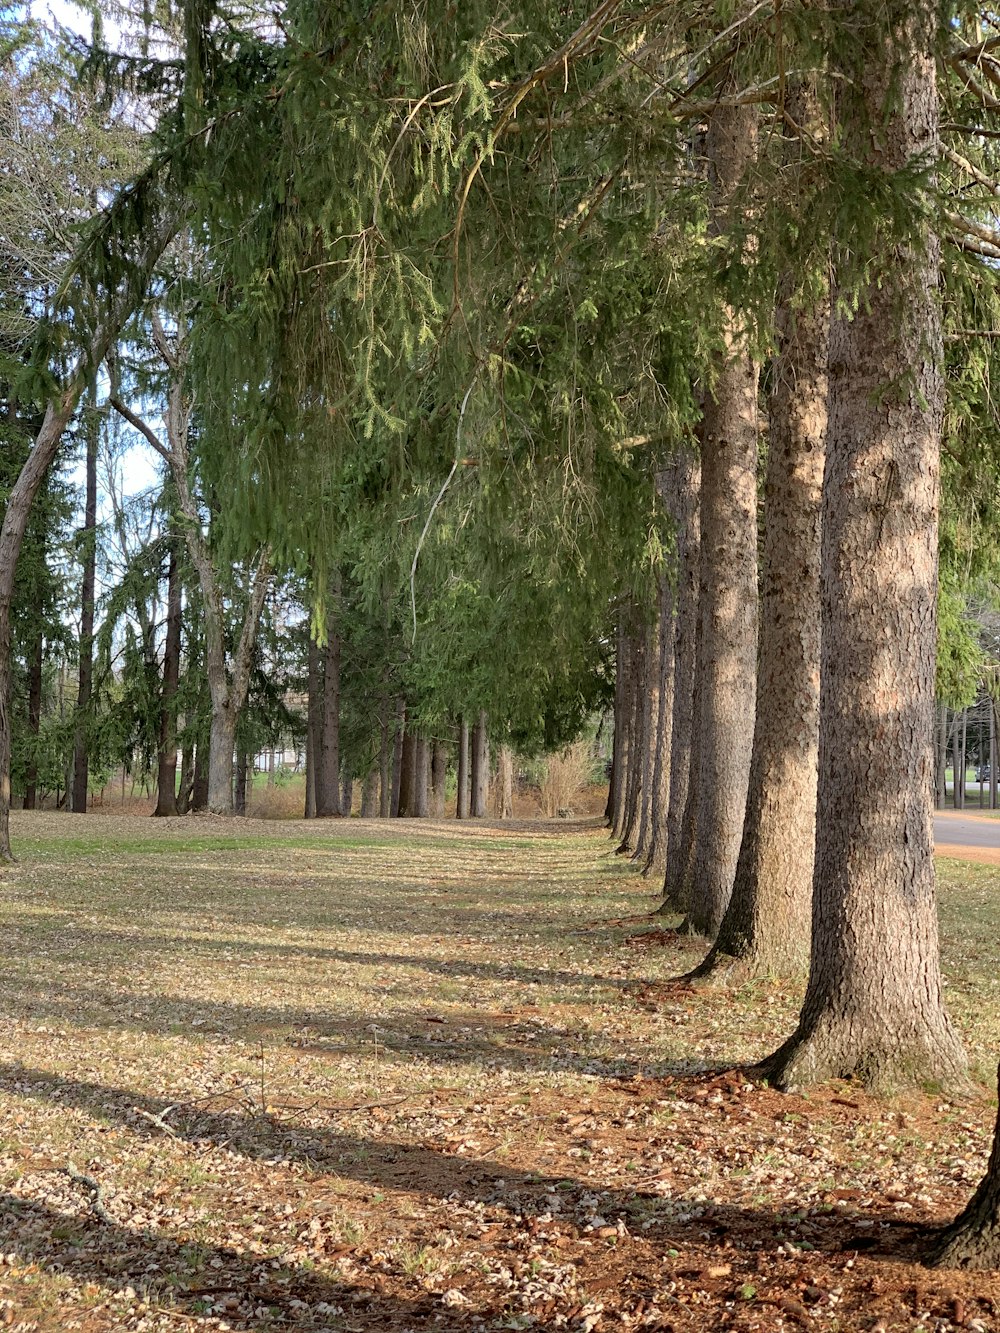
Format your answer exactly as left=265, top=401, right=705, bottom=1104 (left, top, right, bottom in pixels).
left=0, top=811, right=997, bottom=1332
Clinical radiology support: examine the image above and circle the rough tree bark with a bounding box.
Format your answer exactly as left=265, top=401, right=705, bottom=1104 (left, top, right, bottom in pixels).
left=431, top=738, right=447, bottom=817
left=471, top=711, right=489, bottom=817
left=757, top=0, right=967, bottom=1089
left=23, top=628, right=42, bottom=811
left=71, top=400, right=98, bottom=814
left=610, top=621, right=634, bottom=838
left=691, top=83, right=827, bottom=981
left=304, top=635, right=319, bottom=818
left=360, top=766, right=379, bottom=817
left=456, top=715, right=470, bottom=818
left=685, top=96, right=760, bottom=939
left=153, top=535, right=182, bottom=817
left=390, top=699, right=405, bottom=816
left=378, top=695, right=392, bottom=818
left=397, top=729, right=416, bottom=817
left=643, top=562, right=674, bottom=876
left=619, top=624, right=650, bottom=855
left=414, top=738, right=430, bottom=818
left=659, top=452, right=700, bottom=910
left=930, top=1064, right=1000, bottom=1266
left=315, top=593, right=341, bottom=818
left=496, top=745, right=514, bottom=820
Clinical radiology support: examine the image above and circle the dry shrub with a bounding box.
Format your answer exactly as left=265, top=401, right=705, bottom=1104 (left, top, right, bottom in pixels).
left=539, top=741, right=593, bottom=818
left=248, top=774, right=308, bottom=819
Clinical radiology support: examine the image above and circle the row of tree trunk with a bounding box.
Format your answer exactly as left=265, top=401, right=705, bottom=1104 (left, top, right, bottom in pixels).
left=609, top=33, right=967, bottom=1101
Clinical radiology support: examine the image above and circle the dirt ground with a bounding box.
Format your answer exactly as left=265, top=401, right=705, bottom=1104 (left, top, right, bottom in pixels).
left=0, top=812, right=997, bottom=1333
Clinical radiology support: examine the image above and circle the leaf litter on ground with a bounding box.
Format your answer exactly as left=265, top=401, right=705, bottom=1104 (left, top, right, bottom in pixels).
left=0, top=812, right=997, bottom=1331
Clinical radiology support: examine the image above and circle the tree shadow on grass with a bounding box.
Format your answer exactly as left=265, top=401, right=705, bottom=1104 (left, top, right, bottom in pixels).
left=0, top=1063, right=951, bottom=1332
left=0, top=981, right=703, bottom=1082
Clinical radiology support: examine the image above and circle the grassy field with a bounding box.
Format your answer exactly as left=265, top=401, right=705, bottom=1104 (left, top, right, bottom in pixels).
left=0, top=810, right=998, bottom=1332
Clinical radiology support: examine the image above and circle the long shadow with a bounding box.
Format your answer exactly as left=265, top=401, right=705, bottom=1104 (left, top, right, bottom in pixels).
left=0, top=980, right=671, bottom=1079
left=0, top=1065, right=940, bottom=1331
left=0, top=1062, right=923, bottom=1249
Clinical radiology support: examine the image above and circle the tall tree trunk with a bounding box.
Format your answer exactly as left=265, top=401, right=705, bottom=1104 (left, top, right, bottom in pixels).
left=191, top=742, right=209, bottom=812
left=397, top=729, right=416, bottom=817
left=22, top=628, right=42, bottom=811
left=618, top=627, right=648, bottom=854
left=207, top=704, right=235, bottom=813
left=496, top=744, right=514, bottom=819
left=305, top=634, right=320, bottom=818
left=471, top=711, right=489, bottom=817
left=414, top=738, right=430, bottom=818
left=390, top=699, right=405, bottom=816
left=360, top=766, right=379, bottom=817
left=431, top=738, right=447, bottom=817
left=660, top=452, right=700, bottom=910
left=693, top=86, right=827, bottom=980
left=316, top=607, right=341, bottom=818
left=456, top=715, right=471, bottom=818
left=378, top=695, right=392, bottom=818
left=632, top=613, right=661, bottom=862
left=71, top=402, right=98, bottom=814
left=758, top=1, right=966, bottom=1089
left=934, top=703, right=948, bottom=810
left=610, top=621, right=633, bottom=837
left=930, top=1064, right=1000, bottom=1266
left=685, top=97, right=760, bottom=939
left=234, top=740, right=249, bottom=815
left=643, top=562, right=674, bottom=876
left=340, top=768, right=353, bottom=817
left=154, top=537, right=182, bottom=817
left=179, top=735, right=195, bottom=814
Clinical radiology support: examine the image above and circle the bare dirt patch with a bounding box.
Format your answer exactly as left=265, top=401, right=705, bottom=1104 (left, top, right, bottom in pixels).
left=0, top=811, right=997, bottom=1332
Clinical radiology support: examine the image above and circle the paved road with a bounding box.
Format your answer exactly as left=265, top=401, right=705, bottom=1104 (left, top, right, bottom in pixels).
left=934, top=811, right=1000, bottom=850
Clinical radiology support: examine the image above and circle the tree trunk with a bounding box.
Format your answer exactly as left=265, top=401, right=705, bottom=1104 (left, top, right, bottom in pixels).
left=234, top=741, right=249, bottom=815
left=692, top=85, right=827, bottom=980
left=316, top=612, right=341, bottom=817
left=179, top=735, right=195, bottom=814
left=929, top=1063, right=1000, bottom=1267
left=154, top=537, right=182, bottom=817
left=71, top=401, right=98, bottom=814
left=378, top=696, right=392, bottom=818
left=685, top=97, right=760, bottom=940
left=618, top=627, right=647, bottom=854
left=414, top=738, right=430, bottom=817
left=660, top=452, right=700, bottom=910
left=431, top=738, right=447, bottom=817
left=305, top=634, right=320, bottom=818
left=207, top=702, right=236, bottom=813
left=496, top=744, right=514, bottom=819
left=758, top=3, right=966, bottom=1089
left=390, top=699, right=405, bottom=816
left=22, top=628, right=42, bottom=811
left=955, top=708, right=967, bottom=809
left=360, top=766, right=379, bottom=817
left=471, top=711, right=489, bottom=817
left=632, top=612, right=661, bottom=862
left=643, top=561, right=675, bottom=876
left=610, top=621, right=633, bottom=837
left=191, top=741, right=209, bottom=812
left=934, top=703, right=948, bottom=810
left=456, top=715, right=470, bottom=818
left=397, top=729, right=416, bottom=817
left=340, top=768, right=353, bottom=816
